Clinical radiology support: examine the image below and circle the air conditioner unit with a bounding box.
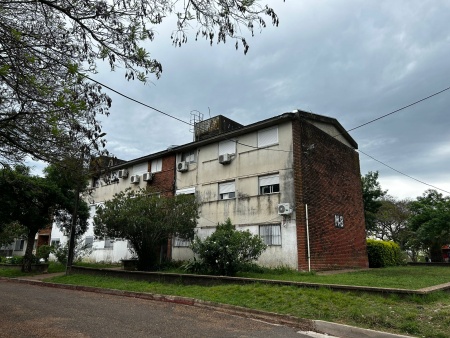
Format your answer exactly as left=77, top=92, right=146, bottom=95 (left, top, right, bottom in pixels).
left=118, top=169, right=128, bottom=178
left=142, top=172, right=153, bottom=181
left=278, top=203, right=292, bottom=215
left=130, top=175, right=140, bottom=184
left=218, top=153, right=232, bottom=164
left=177, top=161, right=188, bottom=172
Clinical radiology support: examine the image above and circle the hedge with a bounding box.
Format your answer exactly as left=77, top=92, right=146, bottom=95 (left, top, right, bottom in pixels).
left=367, top=239, right=404, bottom=268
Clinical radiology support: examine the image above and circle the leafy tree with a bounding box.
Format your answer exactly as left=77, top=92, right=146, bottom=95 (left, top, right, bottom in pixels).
left=94, top=188, right=199, bottom=271
left=0, top=164, right=89, bottom=271
left=369, top=196, right=411, bottom=245
left=408, top=189, right=450, bottom=262
left=190, top=218, right=267, bottom=276
left=0, top=0, right=279, bottom=166
left=0, top=166, right=62, bottom=271
left=0, top=222, right=27, bottom=248
left=361, top=171, right=387, bottom=232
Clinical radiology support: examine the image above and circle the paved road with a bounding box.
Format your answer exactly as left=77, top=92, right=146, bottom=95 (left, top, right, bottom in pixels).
left=0, top=280, right=313, bottom=338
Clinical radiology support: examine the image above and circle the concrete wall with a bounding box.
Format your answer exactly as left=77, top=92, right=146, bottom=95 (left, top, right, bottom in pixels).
left=173, top=121, right=299, bottom=268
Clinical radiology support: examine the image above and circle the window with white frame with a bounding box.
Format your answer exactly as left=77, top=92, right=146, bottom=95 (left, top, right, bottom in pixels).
left=219, top=181, right=235, bottom=200
left=258, top=126, right=278, bottom=147
left=151, top=158, right=162, bottom=173
left=174, top=237, right=191, bottom=247
left=259, top=174, right=280, bottom=195
left=218, top=139, right=236, bottom=156
left=14, top=239, right=24, bottom=251
left=182, top=150, right=196, bottom=163
left=85, top=236, right=94, bottom=249
left=259, top=225, right=281, bottom=246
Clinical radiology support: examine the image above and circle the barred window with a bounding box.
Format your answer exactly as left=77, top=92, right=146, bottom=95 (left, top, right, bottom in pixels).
left=259, top=225, right=281, bottom=246
left=174, top=237, right=191, bottom=247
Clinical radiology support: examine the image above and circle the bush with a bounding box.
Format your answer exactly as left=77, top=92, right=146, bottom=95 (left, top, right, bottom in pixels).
left=190, top=218, right=267, bottom=276
left=36, top=245, right=52, bottom=262
left=367, top=239, right=404, bottom=268
left=51, top=241, right=92, bottom=265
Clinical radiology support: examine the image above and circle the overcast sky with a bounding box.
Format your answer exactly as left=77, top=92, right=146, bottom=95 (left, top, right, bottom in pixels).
left=31, top=0, right=450, bottom=200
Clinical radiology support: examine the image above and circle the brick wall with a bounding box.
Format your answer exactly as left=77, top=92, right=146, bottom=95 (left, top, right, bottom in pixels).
left=146, top=156, right=176, bottom=197
left=293, top=118, right=368, bottom=271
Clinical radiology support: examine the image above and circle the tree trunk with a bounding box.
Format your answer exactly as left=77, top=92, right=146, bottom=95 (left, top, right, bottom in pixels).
left=22, top=230, right=37, bottom=272
left=430, top=242, right=443, bottom=262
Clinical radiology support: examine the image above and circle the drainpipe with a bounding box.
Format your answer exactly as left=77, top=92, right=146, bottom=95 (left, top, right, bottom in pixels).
left=305, top=204, right=311, bottom=272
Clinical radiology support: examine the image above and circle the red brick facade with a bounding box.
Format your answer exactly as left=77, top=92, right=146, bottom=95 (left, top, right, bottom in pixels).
left=293, top=118, right=368, bottom=271
left=146, top=156, right=176, bottom=197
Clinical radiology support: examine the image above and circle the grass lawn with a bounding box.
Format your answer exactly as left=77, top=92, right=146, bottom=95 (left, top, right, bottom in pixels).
left=45, top=273, right=450, bottom=338
left=238, top=266, right=450, bottom=289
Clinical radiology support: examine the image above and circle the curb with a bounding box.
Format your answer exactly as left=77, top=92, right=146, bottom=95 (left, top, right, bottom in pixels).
left=1, top=277, right=415, bottom=338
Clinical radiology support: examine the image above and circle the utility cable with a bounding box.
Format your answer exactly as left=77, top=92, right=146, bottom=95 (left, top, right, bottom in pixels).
left=358, top=149, right=450, bottom=194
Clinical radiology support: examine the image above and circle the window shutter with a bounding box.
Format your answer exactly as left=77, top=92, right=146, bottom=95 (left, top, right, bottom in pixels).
left=219, top=140, right=236, bottom=155
left=133, top=162, right=148, bottom=175
left=258, top=127, right=278, bottom=147
left=259, top=175, right=279, bottom=187
left=219, top=181, right=235, bottom=194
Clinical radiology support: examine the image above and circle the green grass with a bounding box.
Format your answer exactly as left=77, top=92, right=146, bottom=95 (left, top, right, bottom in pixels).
left=237, top=266, right=450, bottom=289
left=45, top=273, right=450, bottom=338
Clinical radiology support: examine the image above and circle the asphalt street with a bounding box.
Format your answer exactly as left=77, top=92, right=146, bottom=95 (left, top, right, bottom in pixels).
left=0, top=280, right=315, bottom=338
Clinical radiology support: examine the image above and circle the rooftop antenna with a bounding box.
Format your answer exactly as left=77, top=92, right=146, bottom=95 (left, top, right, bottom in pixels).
left=190, top=110, right=204, bottom=141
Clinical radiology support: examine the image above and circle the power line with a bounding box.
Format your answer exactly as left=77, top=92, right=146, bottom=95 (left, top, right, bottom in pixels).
left=358, top=149, right=450, bottom=194
left=338, top=85, right=450, bottom=135
left=84, top=76, right=449, bottom=194
left=84, top=75, right=192, bottom=126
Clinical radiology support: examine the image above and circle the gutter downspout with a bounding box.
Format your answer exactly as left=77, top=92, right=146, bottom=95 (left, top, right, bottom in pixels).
left=305, top=204, right=311, bottom=272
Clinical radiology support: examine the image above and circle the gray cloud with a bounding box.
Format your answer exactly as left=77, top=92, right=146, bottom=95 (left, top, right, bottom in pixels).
left=43, top=0, right=450, bottom=200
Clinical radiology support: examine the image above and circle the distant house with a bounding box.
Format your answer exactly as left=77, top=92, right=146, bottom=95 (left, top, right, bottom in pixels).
left=51, top=110, right=369, bottom=271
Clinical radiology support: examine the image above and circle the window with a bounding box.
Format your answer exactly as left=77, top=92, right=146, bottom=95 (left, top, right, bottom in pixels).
left=259, top=225, right=281, bottom=246
left=85, top=236, right=94, bottom=249
left=218, top=140, right=236, bottom=156
left=259, top=174, right=280, bottom=195
left=151, top=158, right=162, bottom=173
left=182, top=150, right=196, bottom=163
left=14, top=239, right=24, bottom=251
left=258, top=126, right=278, bottom=147
left=176, top=187, right=195, bottom=195
left=174, top=237, right=191, bottom=247
left=93, top=177, right=100, bottom=188
left=104, top=238, right=114, bottom=249
left=219, top=181, right=235, bottom=200
left=133, top=162, right=148, bottom=175
left=50, top=239, right=60, bottom=247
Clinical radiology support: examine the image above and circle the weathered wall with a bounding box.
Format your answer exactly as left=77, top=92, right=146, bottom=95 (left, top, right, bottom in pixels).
left=173, top=121, right=298, bottom=268
left=293, top=119, right=368, bottom=271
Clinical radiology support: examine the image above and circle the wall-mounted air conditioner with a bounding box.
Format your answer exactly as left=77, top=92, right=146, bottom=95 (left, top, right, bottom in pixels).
left=130, top=175, right=140, bottom=184
left=278, top=203, right=292, bottom=215
left=177, top=161, right=188, bottom=172
left=142, top=172, right=153, bottom=181
left=118, top=169, right=128, bottom=178
left=218, top=153, right=232, bottom=164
